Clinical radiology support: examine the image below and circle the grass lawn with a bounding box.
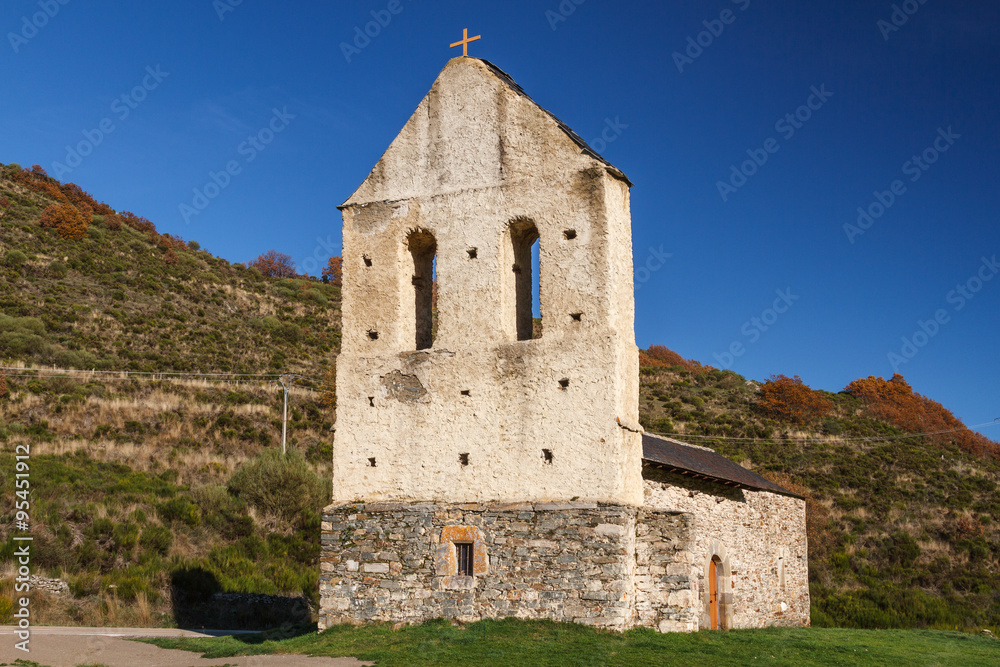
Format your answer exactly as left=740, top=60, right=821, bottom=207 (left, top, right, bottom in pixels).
left=139, top=618, right=1000, bottom=666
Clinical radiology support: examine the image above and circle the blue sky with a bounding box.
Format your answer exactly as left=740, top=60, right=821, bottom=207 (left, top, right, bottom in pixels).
left=2, top=0, right=998, bottom=438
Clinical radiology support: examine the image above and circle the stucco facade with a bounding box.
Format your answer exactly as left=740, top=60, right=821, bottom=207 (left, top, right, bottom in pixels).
left=332, top=56, right=641, bottom=506
left=321, top=56, right=809, bottom=632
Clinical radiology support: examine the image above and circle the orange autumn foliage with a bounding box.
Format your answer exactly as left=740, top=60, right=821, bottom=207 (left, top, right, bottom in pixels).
left=322, top=256, right=343, bottom=286
left=845, top=374, right=997, bottom=457
left=0, top=372, right=8, bottom=399
left=158, top=234, right=187, bottom=250
left=60, top=182, right=113, bottom=216
left=39, top=203, right=89, bottom=239
left=119, top=211, right=157, bottom=234
left=104, top=213, right=123, bottom=231
left=250, top=250, right=296, bottom=278
left=758, top=374, right=833, bottom=424
left=639, top=345, right=711, bottom=373
left=11, top=166, right=67, bottom=203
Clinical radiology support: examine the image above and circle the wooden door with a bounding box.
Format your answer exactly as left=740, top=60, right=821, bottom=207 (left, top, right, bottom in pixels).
left=709, top=557, right=719, bottom=629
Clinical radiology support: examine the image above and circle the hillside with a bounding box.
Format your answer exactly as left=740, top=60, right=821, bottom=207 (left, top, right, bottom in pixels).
left=1, top=162, right=999, bottom=632
left=637, top=350, right=1000, bottom=630
left=0, top=163, right=339, bottom=628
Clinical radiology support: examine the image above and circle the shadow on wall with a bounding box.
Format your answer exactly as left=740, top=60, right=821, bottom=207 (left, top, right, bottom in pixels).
left=170, top=566, right=313, bottom=631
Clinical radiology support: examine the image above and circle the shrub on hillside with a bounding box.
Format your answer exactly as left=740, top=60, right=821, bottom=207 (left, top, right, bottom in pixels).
left=158, top=496, right=201, bottom=526
left=103, top=213, right=123, bottom=231
left=0, top=373, right=8, bottom=400
left=322, top=256, right=343, bottom=285
left=119, top=211, right=156, bottom=234
left=319, top=365, right=336, bottom=410
left=250, top=250, right=296, bottom=278
left=48, top=261, right=67, bottom=278
left=639, top=345, right=711, bottom=373
left=139, top=524, right=173, bottom=556
left=758, top=375, right=833, bottom=424
left=275, top=322, right=301, bottom=343
left=3, top=250, right=27, bottom=267
left=845, top=374, right=997, bottom=457
left=59, top=182, right=112, bottom=216
left=39, top=203, right=89, bottom=239
left=227, top=449, right=329, bottom=524
left=9, top=165, right=67, bottom=202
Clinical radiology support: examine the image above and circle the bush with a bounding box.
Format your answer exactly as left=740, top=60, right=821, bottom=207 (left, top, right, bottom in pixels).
left=48, top=260, right=68, bottom=278
left=139, top=524, right=173, bottom=556
left=249, top=250, right=296, bottom=278
left=276, top=322, right=301, bottom=343
left=227, top=449, right=329, bottom=523
left=39, top=203, right=89, bottom=239
left=158, top=496, right=201, bottom=526
left=758, top=375, right=833, bottom=424
left=4, top=250, right=27, bottom=267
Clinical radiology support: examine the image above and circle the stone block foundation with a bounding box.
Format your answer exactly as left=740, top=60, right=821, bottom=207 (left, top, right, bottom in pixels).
left=319, top=501, right=699, bottom=631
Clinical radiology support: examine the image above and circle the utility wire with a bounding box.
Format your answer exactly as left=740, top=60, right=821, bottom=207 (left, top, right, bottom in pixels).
left=0, top=366, right=321, bottom=391
left=648, top=419, right=1000, bottom=445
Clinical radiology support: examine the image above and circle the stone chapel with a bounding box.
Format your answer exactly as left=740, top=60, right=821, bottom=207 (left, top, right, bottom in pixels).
left=319, top=56, right=810, bottom=632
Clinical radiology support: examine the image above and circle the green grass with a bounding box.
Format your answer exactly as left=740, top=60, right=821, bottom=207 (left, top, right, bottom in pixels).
left=139, top=619, right=1000, bottom=666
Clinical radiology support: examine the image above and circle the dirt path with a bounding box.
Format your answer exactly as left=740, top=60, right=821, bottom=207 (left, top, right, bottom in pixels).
left=0, top=626, right=372, bottom=667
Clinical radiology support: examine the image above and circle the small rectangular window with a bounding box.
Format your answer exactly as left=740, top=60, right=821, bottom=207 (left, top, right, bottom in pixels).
left=455, top=542, right=473, bottom=576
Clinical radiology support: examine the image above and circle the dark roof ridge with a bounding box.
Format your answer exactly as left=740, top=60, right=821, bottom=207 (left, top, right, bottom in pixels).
left=641, top=433, right=805, bottom=499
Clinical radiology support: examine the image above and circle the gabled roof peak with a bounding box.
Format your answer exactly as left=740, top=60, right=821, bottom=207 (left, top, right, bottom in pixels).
left=471, top=58, right=631, bottom=186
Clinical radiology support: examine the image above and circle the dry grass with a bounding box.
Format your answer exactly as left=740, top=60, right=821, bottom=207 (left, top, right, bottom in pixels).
left=1, top=374, right=333, bottom=489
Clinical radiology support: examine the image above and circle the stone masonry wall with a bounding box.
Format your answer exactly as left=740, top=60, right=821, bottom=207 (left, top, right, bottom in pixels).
left=634, top=510, right=700, bottom=632
left=321, top=501, right=654, bottom=631
left=643, top=472, right=810, bottom=629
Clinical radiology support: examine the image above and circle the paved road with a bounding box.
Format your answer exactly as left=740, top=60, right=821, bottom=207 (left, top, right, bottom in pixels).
left=0, top=626, right=373, bottom=667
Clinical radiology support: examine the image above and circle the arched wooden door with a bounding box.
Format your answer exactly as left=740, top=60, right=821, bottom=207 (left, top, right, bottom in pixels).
left=709, top=556, right=720, bottom=629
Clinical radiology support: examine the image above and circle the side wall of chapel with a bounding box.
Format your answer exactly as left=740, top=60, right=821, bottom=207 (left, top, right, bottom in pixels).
left=642, top=472, right=810, bottom=629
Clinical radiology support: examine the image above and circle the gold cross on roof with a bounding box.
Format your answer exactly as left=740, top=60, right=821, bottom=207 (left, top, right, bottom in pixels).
left=450, top=28, right=481, bottom=56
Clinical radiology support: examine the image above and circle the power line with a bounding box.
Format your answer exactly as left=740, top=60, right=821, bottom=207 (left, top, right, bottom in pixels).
left=648, top=419, right=1000, bottom=446
left=0, top=366, right=321, bottom=391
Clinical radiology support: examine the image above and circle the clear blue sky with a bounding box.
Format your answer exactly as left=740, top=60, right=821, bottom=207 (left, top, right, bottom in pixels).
left=2, top=0, right=998, bottom=438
